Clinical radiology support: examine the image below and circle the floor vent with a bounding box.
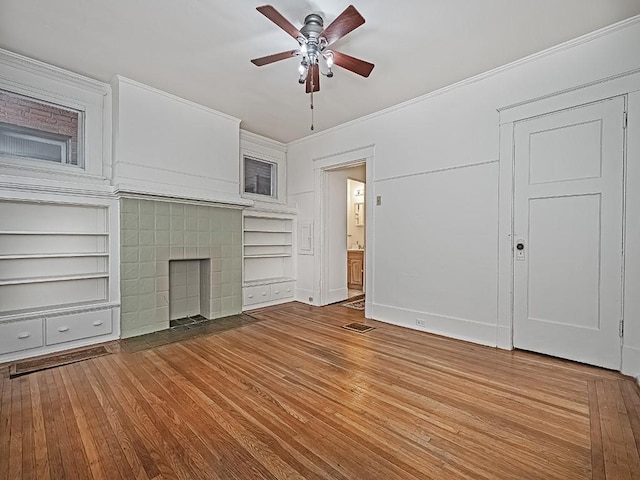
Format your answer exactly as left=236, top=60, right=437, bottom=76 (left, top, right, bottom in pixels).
left=342, top=322, right=375, bottom=333
left=9, top=345, right=111, bottom=378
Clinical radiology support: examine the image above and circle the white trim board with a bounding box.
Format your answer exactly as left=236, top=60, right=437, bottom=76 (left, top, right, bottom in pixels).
left=371, top=303, right=498, bottom=348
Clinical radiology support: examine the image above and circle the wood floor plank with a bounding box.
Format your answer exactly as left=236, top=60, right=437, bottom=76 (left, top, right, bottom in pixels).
left=621, top=379, right=640, bottom=453
left=1, top=302, right=639, bottom=479
left=27, top=376, right=50, bottom=480
left=19, top=378, right=34, bottom=480
left=39, top=371, right=69, bottom=480
left=59, top=367, right=109, bottom=480
left=71, top=362, right=137, bottom=480
left=588, top=381, right=606, bottom=480
left=8, top=375, right=21, bottom=480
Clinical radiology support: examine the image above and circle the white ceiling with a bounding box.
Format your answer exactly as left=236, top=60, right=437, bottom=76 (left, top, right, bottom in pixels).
left=1, top=1, right=639, bottom=143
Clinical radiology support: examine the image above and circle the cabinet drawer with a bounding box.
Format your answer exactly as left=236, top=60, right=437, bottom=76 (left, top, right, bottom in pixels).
left=46, top=310, right=112, bottom=346
left=243, top=285, right=271, bottom=306
left=0, top=318, right=43, bottom=354
left=271, top=282, right=294, bottom=300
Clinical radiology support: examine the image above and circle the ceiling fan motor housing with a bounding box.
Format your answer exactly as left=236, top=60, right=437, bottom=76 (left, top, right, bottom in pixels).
left=301, top=13, right=325, bottom=62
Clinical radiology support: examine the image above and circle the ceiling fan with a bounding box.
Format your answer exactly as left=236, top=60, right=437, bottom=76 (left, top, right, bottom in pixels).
left=251, top=4, right=374, bottom=94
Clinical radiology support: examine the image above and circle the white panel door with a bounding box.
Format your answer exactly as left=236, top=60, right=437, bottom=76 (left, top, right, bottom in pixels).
left=513, top=97, right=625, bottom=369
left=324, top=169, right=349, bottom=304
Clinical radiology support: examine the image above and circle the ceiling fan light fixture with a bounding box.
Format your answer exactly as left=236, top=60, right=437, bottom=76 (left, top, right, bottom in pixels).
left=298, top=61, right=308, bottom=83
left=325, top=51, right=333, bottom=68
left=252, top=4, right=374, bottom=130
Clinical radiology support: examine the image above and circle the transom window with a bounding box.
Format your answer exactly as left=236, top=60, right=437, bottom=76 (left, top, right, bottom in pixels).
left=0, top=89, right=83, bottom=167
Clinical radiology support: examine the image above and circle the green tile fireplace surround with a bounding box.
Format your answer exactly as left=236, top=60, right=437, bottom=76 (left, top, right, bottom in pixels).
left=120, top=198, right=242, bottom=338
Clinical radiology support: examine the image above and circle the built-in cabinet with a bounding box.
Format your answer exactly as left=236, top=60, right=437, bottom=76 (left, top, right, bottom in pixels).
left=242, top=213, right=295, bottom=309
left=0, top=197, right=119, bottom=362
left=347, top=250, right=364, bottom=290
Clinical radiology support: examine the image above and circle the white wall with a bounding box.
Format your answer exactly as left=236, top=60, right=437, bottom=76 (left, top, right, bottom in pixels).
left=287, top=19, right=640, bottom=374
left=112, top=76, right=246, bottom=205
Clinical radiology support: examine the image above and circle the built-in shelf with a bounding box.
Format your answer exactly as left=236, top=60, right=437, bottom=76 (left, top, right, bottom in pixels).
left=0, top=253, right=109, bottom=260
left=0, top=231, right=109, bottom=236
left=0, top=273, right=109, bottom=286
left=0, top=198, right=116, bottom=362
left=243, top=214, right=294, bottom=293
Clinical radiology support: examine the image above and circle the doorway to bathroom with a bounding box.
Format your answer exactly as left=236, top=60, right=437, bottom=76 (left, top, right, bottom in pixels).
left=322, top=163, right=366, bottom=304
left=314, top=145, right=373, bottom=313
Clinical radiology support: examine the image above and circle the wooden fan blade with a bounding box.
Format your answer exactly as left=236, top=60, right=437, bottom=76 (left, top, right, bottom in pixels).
left=332, top=51, right=374, bottom=77
left=256, top=5, right=302, bottom=40
left=305, top=64, right=320, bottom=93
left=320, top=5, right=365, bottom=46
left=251, top=50, right=299, bottom=66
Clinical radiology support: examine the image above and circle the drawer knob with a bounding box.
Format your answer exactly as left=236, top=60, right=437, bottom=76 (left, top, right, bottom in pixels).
left=92, top=320, right=103, bottom=326
left=274, top=290, right=280, bottom=294
left=58, top=326, right=70, bottom=332
left=17, top=332, right=30, bottom=339
left=262, top=292, right=267, bottom=296
left=248, top=294, right=254, bottom=298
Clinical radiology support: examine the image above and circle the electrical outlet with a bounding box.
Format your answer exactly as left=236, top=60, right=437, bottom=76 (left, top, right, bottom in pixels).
left=376, top=195, right=382, bottom=206
left=416, top=318, right=427, bottom=327
left=308, top=297, right=313, bottom=302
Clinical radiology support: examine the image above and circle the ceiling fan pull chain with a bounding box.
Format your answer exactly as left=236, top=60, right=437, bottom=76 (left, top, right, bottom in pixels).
left=310, top=90, right=314, bottom=131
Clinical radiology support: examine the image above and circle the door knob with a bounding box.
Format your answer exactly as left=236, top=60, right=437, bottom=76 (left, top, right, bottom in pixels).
left=515, top=239, right=526, bottom=261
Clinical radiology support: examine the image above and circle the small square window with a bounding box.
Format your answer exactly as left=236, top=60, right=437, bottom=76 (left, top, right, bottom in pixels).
left=244, top=156, right=276, bottom=198
left=0, top=89, right=83, bottom=167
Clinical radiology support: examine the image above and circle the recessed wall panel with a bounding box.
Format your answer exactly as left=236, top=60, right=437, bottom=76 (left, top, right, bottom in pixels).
left=527, top=194, right=601, bottom=329
left=529, top=120, right=602, bottom=184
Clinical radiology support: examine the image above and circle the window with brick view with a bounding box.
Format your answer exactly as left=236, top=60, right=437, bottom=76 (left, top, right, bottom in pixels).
left=0, top=89, right=83, bottom=167
left=244, top=156, right=276, bottom=198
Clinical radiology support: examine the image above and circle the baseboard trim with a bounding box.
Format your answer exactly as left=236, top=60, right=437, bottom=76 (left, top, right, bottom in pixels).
left=622, top=344, right=640, bottom=378
left=325, top=288, right=348, bottom=306
left=496, top=325, right=513, bottom=350
left=370, top=303, right=497, bottom=348
left=295, top=288, right=318, bottom=306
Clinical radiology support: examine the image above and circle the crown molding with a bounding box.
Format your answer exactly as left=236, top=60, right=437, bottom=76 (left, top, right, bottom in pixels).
left=288, top=14, right=640, bottom=147
left=0, top=48, right=110, bottom=95
left=241, top=130, right=287, bottom=152
left=113, top=75, right=241, bottom=124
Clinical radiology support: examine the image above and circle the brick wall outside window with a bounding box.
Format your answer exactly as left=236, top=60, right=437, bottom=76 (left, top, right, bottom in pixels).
left=0, top=90, right=80, bottom=164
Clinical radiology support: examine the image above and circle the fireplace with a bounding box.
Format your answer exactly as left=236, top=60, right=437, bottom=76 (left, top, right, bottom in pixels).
left=120, top=198, right=242, bottom=338
left=169, top=259, right=211, bottom=321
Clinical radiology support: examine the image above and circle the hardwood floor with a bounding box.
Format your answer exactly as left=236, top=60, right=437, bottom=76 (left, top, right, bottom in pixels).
left=1, top=301, right=639, bottom=479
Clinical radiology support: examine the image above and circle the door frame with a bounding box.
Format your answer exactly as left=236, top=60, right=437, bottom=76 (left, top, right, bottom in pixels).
left=313, top=145, right=375, bottom=315
left=497, top=70, right=640, bottom=375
